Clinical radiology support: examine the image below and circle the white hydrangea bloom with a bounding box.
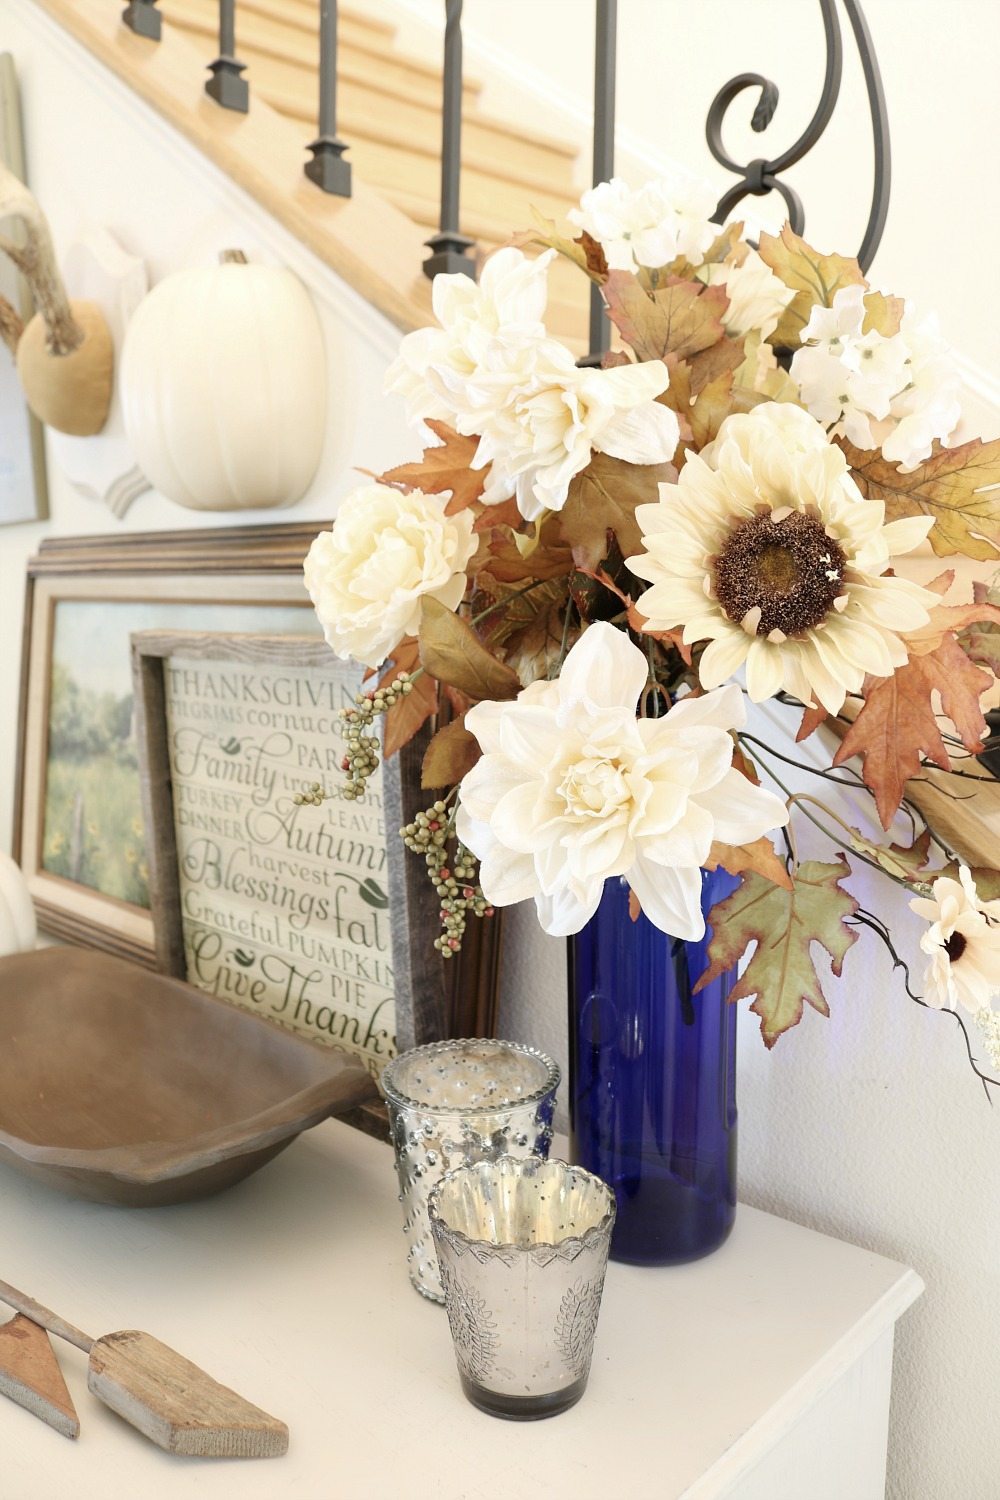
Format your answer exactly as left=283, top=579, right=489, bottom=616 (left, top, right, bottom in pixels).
left=568, top=172, right=718, bottom=273
left=791, top=287, right=962, bottom=468
left=456, top=622, right=788, bottom=938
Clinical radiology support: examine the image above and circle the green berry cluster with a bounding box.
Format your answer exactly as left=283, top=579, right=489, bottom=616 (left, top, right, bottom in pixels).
left=293, top=782, right=328, bottom=808
left=337, top=675, right=415, bottom=801
left=400, top=801, right=494, bottom=958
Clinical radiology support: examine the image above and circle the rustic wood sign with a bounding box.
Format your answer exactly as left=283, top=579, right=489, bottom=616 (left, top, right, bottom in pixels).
left=131, top=631, right=445, bottom=1078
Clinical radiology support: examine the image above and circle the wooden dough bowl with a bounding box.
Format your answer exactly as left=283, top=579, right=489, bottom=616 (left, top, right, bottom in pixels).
left=0, top=948, right=378, bottom=1206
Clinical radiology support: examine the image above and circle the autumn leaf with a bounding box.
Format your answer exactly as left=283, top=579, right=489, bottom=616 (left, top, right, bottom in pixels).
left=384, top=671, right=439, bottom=758
left=603, top=272, right=728, bottom=363
left=958, top=581, right=1000, bottom=676
left=560, top=451, right=676, bottom=569
left=694, top=858, right=859, bottom=1047
left=839, top=436, right=1000, bottom=561
left=421, top=716, right=481, bottom=789
left=476, top=517, right=574, bottom=583
left=756, top=225, right=865, bottom=349
left=418, top=596, right=521, bottom=701
left=833, top=636, right=994, bottom=827
left=850, top=828, right=932, bottom=883
left=705, top=837, right=792, bottom=891
left=796, top=701, right=829, bottom=741
left=379, top=421, right=487, bottom=515
left=903, top=592, right=1000, bottom=656
left=514, top=212, right=608, bottom=281
left=862, top=290, right=905, bottom=337
left=732, top=744, right=760, bottom=785
left=942, top=863, right=1000, bottom=902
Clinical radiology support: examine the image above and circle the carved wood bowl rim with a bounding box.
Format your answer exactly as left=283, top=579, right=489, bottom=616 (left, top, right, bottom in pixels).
left=0, top=947, right=378, bottom=1194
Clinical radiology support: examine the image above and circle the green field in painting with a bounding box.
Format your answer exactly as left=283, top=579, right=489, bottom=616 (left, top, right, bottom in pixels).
left=44, top=751, right=150, bottom=908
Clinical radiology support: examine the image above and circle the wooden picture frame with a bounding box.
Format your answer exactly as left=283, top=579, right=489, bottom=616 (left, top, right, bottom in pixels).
left=130, top=629, right=445, bottom=1067
left=12, top=524, right=437, bottom=1008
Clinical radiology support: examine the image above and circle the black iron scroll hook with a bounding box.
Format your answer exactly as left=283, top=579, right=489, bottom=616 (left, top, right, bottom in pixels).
left=706, top=0, right=889, bottom=274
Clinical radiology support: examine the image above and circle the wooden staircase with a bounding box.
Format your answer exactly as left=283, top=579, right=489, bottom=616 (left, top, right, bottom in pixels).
left=41, top=0, right=590, bottom=344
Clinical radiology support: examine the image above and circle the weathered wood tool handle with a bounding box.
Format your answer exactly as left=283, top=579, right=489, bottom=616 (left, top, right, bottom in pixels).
left=0, top=1281, right=94, bottom=1354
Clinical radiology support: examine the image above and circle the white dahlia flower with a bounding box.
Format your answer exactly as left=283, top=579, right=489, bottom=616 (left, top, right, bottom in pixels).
left=304, top=483, right=477, bottom=668
left=696, top=248, right=795, bottom=339
left=568, top=172, right=717, bottom=273
left=455, top=622, right=788, bottom=938
left=910, top=867, right=1000, bottom=1013
left=430, top=337, right=680, bottom=520
left=791, top=285, right=962, bottom=468
left=627, top=402, right=938, bottom=713
left=384, top=247, right=555, bottom=425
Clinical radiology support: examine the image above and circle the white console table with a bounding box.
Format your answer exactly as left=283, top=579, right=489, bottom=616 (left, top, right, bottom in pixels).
left=2, top=1120, right=921, bottom=1500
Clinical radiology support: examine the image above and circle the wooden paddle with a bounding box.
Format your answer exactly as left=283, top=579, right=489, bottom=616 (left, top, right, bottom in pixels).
left=0, top=1280, right=287, bottom=1458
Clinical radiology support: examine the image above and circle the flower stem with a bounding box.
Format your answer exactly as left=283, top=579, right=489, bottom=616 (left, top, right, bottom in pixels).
left=470, top=576, right=557, bottom=627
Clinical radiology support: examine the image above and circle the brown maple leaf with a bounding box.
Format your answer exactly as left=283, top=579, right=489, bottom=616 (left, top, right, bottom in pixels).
left=755, top=225, right=864, bottom=349
left=602, top=272, right=728, bottom=364
left=833, top=636, right=993, bottom=828
left=694, top=858, right=859, bottom=1047
left=560, top=451, right=675, bottom=570
left=839, top=436, right=1000, bottom=561
left=705, top=837, right=792, bottom=891
left=380, top=421, right=487, bottom=515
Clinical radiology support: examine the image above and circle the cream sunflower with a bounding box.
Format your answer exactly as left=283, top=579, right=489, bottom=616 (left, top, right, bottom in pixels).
left=626, top=402, right=938, bottom=713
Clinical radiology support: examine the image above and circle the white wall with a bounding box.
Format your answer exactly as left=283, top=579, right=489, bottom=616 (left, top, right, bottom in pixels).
left=3, top=4, right=1000, bottom=1497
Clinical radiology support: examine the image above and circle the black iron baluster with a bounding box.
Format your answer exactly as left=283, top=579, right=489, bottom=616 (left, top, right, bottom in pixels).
left=206, top=0, right=249, bottom=114
left=706, top=0, right=889, bottom=273
left=306, top=0, right=352, bottom=196
left=586, top=0, right=617, bottom=363
left=424, top=0, right=475, bottom=280
left=122, top=1, right=161, bottom=40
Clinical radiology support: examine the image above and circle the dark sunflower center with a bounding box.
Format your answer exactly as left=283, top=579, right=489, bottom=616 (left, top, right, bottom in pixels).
left=713, top=511, right=848, bottom=637
left=945, top=931, right=967, bottom=963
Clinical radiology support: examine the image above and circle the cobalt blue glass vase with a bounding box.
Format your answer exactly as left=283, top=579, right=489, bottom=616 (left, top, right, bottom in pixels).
left=567, top=869, right=739, bottom=1266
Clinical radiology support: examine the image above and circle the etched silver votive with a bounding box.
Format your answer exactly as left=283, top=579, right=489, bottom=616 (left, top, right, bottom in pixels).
left=381, top=1039, right=559, bottom=1303
left=428, top=1156, right=616, bottom=1419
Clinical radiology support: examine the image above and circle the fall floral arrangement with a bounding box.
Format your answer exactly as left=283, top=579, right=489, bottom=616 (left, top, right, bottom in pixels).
left=304, top=170, right=1000, bottom=1088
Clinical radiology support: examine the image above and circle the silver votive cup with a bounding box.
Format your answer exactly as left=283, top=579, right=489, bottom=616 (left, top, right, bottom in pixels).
left=381, top=1039, right=559, bottom=1303
left=428, top=1156, right=616, bottom=1420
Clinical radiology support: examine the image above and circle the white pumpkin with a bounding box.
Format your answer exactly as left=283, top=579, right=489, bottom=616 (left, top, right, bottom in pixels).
left=0, top=851, right=36, bottom=955
left=120, top=252, right=327, bottom=511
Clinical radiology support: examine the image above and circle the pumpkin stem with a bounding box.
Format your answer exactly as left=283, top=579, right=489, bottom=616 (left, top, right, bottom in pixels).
left=219, top=249, right=249, bottom=265
left=0, top=160, right=84, bottom=356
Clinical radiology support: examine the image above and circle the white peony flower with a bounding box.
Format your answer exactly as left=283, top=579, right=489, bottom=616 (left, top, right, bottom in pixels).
left=431, top=337, right=680, bottom=520
left=568, top=172, right=717, bottom=273
left=304, top=483, right=477, bottom=668
left=791, top=287, right=962, bottom=469
left=696, top=248, right=795, bottom=339
left=627, top=402, right=939, bottom=714
left=910, top=867, right=1000, bottom=1013
left=456, top=622, right=788, bottom=938
left=384, top=247, right=555, bottom=425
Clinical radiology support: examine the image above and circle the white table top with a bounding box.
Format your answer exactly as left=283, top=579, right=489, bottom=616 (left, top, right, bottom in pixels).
left=1, top=1119, right=921, bottom=1500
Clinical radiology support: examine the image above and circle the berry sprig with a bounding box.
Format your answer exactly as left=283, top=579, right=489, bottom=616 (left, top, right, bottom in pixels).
left=336, top=674, right=415, bottom=801
left=400, top=800, right=494, bottom=958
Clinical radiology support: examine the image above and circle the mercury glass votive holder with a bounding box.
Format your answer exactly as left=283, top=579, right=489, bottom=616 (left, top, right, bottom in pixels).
left=428, top=1156, right=616, bottom=1420
left=381, top=1039, right=559, bottom=1303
